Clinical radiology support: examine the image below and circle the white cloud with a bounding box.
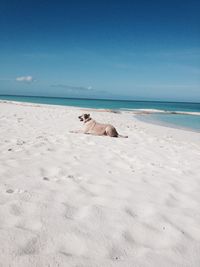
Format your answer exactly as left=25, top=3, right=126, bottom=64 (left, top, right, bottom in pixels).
left=51, top=84, right=93, bottom=91
left=16, top=76, right=33, bottom=82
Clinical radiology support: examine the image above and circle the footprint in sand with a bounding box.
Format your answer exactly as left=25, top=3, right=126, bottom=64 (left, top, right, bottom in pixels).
left=17, top=140, right=26, bottom=146
left=123, top=231, right=135, bottom=244
left=125, top=208, right=137, bottom=218
left=17, top=118, right=23, bottom=123
left=5, top=189, right=31, bottom=201
left=43, top=177, right=50, bottom=181
left=19, top=237, right=40, bottom=255
left=6, top=189, right=14, bottom=194
left=67, top=174, right=82, bottom=182
left=63, top=203, right=78, bottom=220
left=109, top=246, right=125, bottom=261
left=10, top=203, right=22, bottom=216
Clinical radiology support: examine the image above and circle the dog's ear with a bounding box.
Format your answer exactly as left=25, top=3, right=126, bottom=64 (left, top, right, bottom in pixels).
left=84, top=114, right=90, bottom=119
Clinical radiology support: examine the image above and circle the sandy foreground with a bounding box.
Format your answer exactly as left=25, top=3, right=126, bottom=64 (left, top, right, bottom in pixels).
left=0, top=101, right=200, bottom=267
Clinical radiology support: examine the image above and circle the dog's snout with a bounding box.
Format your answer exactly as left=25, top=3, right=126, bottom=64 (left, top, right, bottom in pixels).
left=78, top=116, right=81, bottom=119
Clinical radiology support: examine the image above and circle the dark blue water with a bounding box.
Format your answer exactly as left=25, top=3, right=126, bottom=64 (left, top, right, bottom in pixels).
left=0, top=95, right=200, bottom=112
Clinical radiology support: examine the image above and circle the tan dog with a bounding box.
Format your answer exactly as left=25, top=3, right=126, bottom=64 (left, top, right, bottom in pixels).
left=70, top=114, right=128, bottom=138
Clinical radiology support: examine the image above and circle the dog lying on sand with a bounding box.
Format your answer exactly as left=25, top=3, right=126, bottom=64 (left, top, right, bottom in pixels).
left=70, top=114, right=128, bottom=138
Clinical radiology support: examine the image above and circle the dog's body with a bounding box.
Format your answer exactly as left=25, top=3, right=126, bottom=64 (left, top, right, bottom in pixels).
left=71, top=114, right=128, bottom=138
left=83, top=117, right=119, bottom=137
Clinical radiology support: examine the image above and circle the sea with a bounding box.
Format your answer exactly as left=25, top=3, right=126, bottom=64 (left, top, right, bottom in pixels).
left=0, top=95, right=200, bottom=132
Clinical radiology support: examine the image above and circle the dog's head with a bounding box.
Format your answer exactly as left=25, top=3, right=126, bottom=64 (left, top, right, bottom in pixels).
left=78, top=113, right=91, bottom=122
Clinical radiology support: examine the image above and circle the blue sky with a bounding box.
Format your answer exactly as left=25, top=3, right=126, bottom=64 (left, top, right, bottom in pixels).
left=0, top=0, right=199, bottom=101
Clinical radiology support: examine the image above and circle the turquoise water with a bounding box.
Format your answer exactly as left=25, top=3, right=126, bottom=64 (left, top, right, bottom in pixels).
left=0, top=95, right=200, bottom=132
left=0, top=95, right=200, bottom=112
left=137, top=113, right=200, bottom=132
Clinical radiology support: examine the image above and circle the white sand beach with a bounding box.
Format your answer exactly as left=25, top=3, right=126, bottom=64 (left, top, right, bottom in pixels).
left=0, top=101, right=200, bottom=267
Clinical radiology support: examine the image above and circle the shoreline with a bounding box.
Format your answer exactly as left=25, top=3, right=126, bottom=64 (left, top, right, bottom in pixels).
left=1, top=99, right=200, bottom=133
left=1, top=99, right=200, bottom=114
left=0, top=96, right=200, bottom=113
